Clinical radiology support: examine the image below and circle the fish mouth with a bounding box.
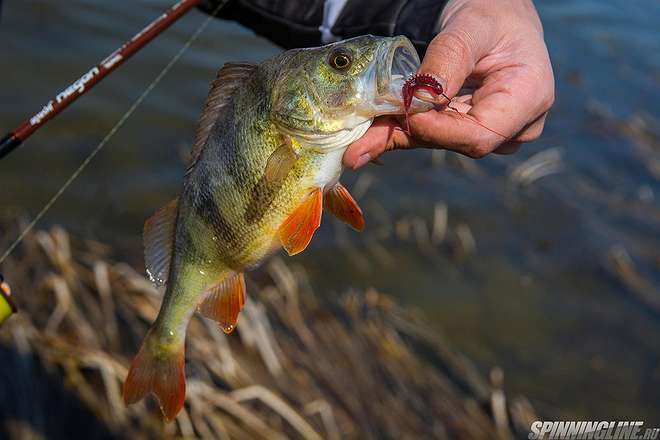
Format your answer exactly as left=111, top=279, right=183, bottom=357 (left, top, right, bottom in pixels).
left=367, top=36, right=433, bottom=116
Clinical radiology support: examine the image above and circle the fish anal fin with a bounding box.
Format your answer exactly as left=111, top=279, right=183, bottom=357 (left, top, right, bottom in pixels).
left=324, top=183, right=365, bottom=231
left=123, top=328, right=186, bottom=422
left=197, top=273, right=246, bottom=334
left=143, top=198, right=178, bottom=287
left=189, top=63, right=258, bottom=167
left=278, top=188, right=323, bottom=256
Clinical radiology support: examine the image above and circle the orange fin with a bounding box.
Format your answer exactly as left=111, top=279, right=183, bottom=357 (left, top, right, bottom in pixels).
left=197, top=273, right=246, bottom=334
left=278, top=188, right=323, bottom=256
left=323, top=183, right=365, bottom=231
left=123, top=328, right=186, bottom=422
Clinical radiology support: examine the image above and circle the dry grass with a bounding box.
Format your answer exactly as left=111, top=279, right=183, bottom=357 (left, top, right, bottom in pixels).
left=0, top=216, right=537, bottom=439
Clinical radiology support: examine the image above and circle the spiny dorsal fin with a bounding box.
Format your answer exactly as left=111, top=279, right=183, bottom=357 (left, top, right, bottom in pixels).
left=189, top=63, right=258, bottom=167
left=278, top=188, right=323, bottom=256
left=144, top=198, right=178, bottom=287
left=324, top=183, right=365, bottom=231
left=197, top=273, right=246, bottom=334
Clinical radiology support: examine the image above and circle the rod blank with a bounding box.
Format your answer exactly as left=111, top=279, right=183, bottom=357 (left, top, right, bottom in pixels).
left=0, top=0, right=202, bottom=160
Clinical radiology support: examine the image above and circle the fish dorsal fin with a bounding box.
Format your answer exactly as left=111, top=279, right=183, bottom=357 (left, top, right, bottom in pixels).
left=324, top=183, right=365, bottom=231
left=197, top=272, right=246, bottom=334
left=278, top=188, right=323, bottom=256
left=190, top=63, right=258, bottom=167
left=144, top=198, right=178, bottom=287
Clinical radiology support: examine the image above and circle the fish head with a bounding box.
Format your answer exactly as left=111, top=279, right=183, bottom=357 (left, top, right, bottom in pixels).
left=270, top=35, right=431, bottom=151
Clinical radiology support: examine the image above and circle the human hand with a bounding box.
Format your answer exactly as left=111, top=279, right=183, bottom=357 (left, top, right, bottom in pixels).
left=343, top=0, right=555, bottom=168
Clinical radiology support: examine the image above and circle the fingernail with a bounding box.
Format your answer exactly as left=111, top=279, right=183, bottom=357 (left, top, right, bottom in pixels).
left=353, top=153, right=371, bottom=169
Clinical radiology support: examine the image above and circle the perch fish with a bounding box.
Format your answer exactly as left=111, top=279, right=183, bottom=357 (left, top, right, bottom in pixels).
left=123, top=35, right=431, bottom=420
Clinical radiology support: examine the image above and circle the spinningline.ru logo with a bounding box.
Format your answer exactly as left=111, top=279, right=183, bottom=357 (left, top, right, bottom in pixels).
left=529, top=421, right=659, bottom=439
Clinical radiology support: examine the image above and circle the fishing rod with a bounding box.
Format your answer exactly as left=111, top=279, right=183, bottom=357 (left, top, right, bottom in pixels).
left=0, top=0, right=216, bottom=326
left=0, top=0, right=202, bottom=161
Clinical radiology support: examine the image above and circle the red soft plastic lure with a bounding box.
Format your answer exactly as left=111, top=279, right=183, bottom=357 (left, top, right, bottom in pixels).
left=401, top=73, right=506, bottom=139
left=402, top=74, right=447, bottom=133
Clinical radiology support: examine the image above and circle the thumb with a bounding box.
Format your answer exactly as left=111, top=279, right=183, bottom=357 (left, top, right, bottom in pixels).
left=418, top=25, right=488, bottom=98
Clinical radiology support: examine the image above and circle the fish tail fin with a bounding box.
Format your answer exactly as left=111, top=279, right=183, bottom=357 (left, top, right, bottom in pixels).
left=123, top=327, right=186, bottom=421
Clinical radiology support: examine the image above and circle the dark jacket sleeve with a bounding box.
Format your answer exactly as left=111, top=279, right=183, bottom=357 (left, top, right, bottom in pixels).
left=199, top=0, right=450, bottom=56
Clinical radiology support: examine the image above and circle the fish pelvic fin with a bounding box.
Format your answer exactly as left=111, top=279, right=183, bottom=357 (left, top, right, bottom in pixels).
left=197, top=272, right=246, bottom=334
left=278, top=188, right=323, bottom=256
left=123, top=327, right=186, bottom=422
left=323, top=183, right=365, bottom=231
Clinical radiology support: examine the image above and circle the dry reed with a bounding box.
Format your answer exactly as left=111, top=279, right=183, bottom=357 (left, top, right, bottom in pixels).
left=0, top=216, right=537, bottom=439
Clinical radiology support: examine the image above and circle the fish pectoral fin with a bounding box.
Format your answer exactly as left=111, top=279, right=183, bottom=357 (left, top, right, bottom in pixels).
left=197, top=272, right=246, bottom=334
left=123, top=327, right=186, bottom=422
left=324, top=183, right=365, bottom=231
left=278, top=188, right=323, bottom=256
left=264, top=137, right=297, bottom=184
left=143, top=198, right=178, bottom=287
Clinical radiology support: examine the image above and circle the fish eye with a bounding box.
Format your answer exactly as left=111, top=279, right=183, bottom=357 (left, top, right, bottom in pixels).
left=329, top=51, right=352, bottom=71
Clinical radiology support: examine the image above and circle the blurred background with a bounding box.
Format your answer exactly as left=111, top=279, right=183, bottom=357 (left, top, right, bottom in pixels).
left=1, top=0, right=659, bottom=434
